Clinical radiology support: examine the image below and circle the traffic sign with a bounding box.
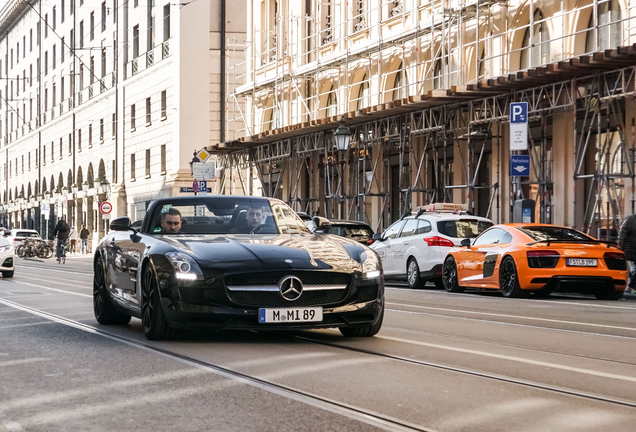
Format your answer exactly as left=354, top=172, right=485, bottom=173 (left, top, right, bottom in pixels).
left=100, top=201, right=113, bottom=214
left=199, top=180, right=207, bottom=193
left=192, top=162, right=216, bottom=180
left=510, top=155, right=530, bottom=177
left=196, top=149, right=211, bottom=163
left=192, top=180, right=200, bottom=193
left=179, top=187, right=195, bottom=193
left=509, top=102, right=528, bottom=151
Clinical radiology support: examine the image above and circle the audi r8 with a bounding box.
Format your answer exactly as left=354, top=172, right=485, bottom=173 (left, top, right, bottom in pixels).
left=442, top=224, right=627, bottom=299
left=93, top=196, right=384, bottom=340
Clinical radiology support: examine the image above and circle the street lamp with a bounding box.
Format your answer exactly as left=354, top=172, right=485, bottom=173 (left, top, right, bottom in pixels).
left=99, top=178, right=111, bottom=196
left=188, top=151, right=199, bottom=177
left=71, top=183, right=79, bottom=195
left=333, top=117, right=351, bottom=219
left=53, top=189, right=61, bottom=200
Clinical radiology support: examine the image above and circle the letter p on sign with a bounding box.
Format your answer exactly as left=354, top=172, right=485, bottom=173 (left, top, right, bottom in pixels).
left=510, top=102, right=528, bottom=124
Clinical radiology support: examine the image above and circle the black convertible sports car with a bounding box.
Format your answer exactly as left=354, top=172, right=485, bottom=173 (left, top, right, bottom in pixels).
left=93, top=196, right=384, bottom=340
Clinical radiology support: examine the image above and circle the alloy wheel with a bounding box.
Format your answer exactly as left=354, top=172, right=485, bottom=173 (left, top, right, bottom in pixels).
left=407, top=260, right=418, bottom=286
left=443, top=259, right=457, bottom=289
left=142, top=267, right=155, bottom=333
left=500, top=259, right=516, bottom=296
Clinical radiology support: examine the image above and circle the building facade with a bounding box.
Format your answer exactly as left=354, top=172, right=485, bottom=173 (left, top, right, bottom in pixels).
left=220, top=0, right=636, bottom=240
left=0, top=0, right=245, bottom=245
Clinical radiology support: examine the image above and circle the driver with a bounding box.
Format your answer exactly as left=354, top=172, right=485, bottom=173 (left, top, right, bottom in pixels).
left=246, top=205, right=265, bottom=231
left=161, top=208, right=182, bottom=233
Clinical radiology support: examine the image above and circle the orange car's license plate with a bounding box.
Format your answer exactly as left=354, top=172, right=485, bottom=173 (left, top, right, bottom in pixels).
left=566, top=258, right=597, bottom=267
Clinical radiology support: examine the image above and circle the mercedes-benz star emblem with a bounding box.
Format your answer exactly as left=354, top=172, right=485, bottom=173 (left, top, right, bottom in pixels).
left=279, top=276, right=303, bottom=301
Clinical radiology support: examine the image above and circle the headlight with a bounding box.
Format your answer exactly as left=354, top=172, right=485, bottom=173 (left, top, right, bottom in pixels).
left=165, top=252, right=204, bottom=281
left=360, top=251, right=382, bottom=279
left=0, top=246, right=12, bottom=253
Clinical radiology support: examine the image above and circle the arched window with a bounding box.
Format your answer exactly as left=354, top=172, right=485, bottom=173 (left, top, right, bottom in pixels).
left=586, top=0, right=622, bottom=53
left=392, top=62, right=409, bottom=100
left=326, top=86, right=338, bottom=117
left=357, top=74, right=370, bottom=110
left=520, top=9, right=550, bottom=69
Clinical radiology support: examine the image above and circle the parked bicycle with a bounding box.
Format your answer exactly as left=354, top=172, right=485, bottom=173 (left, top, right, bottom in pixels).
left=15, top=238, right=53, bottom=259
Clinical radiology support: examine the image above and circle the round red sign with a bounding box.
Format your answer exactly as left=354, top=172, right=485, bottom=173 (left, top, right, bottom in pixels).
left=100, top=201, right=113, bottom=214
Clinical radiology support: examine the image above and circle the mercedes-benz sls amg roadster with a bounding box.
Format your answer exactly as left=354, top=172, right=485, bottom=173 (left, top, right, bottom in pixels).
left=442, top=224, right=627, bottom=299
left=92, top=196, right=384, bottom=340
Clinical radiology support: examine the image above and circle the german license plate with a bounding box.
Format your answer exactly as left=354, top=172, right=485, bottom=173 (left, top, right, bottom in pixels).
left=258, top=307, right=323, bottom=323
left=566, top=258, right=597, bottom=267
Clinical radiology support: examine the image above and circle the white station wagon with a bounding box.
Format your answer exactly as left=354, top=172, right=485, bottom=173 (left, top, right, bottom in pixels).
left=370, top=205, right=493, bottom=288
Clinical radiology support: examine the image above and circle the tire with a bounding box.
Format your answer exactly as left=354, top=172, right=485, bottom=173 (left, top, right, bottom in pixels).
left=433, top=278, right=445, bottom=289
left=499, top=256, right=527, bottom=298
left=93, top=258, right=131, bottom=325
left=595, top=290, right=624, bottom=300
left=2, top=271, right=14, bottom=278
left=15, top=245, right=25, bottom=258
left=443, top=256, right=464, bottom=293
left=142, top=264, right=176, bottom=340
left=339, top=308, right=384, bottom=337
left=406, top=258, right=424, bottom=289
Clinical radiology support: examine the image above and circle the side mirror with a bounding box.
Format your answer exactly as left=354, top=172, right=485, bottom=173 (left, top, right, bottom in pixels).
left=312, top=216, right=331, bottom=231
left=110, top=216, right=132, bottom=232
left=461, top=238, right=471, bottom=248
left=372, top=233, right=383, bottom=241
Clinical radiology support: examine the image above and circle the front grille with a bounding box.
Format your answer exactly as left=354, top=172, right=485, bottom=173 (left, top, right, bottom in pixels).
left=227, top=289, right=347, bottom=307
left=225, top=271, right=351, bottom=287
left=2, top=258, right=13, bottom=267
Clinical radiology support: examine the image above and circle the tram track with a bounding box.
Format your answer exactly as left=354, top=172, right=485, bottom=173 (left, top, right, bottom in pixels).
left=3, top=278, right=636, bottom=413
left=0, top=297, right=435, bottom=432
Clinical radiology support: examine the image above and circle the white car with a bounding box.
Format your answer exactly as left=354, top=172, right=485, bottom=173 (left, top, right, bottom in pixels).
left=370, top=211, right=493, bottom=288
left=5, top=229, right=42, bottom=247
left=0, top=236, right=15, bottom=278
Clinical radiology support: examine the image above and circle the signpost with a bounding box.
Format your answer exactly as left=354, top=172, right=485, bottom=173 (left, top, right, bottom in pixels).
left=192, top=161, right=215, bottom=180
left=41, top=202, right=50, bottom=220
left=509, top=102, right=528, bottom=151
left=100, top=201, right=113, bottom=220
left=509, top=155, right=530, bottom=177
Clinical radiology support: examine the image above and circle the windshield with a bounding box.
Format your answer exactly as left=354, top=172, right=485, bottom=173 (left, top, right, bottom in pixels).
left=16, top=232, right=40, bottom=238
left=437, top=220, right=492, bottom=238
left=148, top=198, right=310, bottom=235
left=517, top=226, right=593, bottom=242
left=328, top=225, right=374, bottom=242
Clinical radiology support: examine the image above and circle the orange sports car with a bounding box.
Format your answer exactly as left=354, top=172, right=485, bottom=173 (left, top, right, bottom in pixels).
left=442, top=223, right=628, bottom=300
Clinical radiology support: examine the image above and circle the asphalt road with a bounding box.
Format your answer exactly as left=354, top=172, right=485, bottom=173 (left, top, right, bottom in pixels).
left=1, top=256, right=635, bottom=432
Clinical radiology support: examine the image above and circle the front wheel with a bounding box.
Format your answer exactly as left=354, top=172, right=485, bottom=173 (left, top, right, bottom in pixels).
left=443, top=256, right=464, bottom=293
left=406, top=258, right=424, bottom=289
left=93, top=258, right=131, bottom=325
left=339, top=308, right=384, bottom=337
left=15, top=245, right=25, bottom=258
left=499, top=256, right=527, bottom=298
left=142, top=265, right=176, bottom=340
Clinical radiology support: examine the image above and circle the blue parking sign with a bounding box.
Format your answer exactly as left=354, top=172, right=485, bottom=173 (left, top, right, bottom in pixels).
left=510, top=155, right=530, bottom=177
left=199, top=180, right=207, bottom=193
left=510, top=102, right=528, bottom=124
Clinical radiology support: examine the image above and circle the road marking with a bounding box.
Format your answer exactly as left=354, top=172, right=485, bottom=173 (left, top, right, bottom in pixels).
left=385, top=287, right=636, bottom=310
left=15, top=275, right=90, bottom=290
left=0, top=358, right=49, bottom=368
left=15, top=264, right=93, bottom=275
left=387, top=309, right=636, bottom=341
left=387, top=302, right=636, bottom=332
left=0, top=280, right=91, bottom=298
left=377, top=335, right=636, bottom=383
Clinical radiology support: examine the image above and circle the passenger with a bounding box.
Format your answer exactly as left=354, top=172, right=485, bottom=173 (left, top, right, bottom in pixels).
left=160, top=208, right=182, bottom=234
left=619, top=214, right=636, bottom=294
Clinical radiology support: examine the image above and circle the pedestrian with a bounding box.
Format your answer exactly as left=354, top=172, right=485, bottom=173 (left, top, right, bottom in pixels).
left=53, top=218, right=70, bottom=263
left=618, top=214, right=636, bottom=294
left=69, top=225, right=78, bottom=254
left=80, top=224, right=90, bottom=254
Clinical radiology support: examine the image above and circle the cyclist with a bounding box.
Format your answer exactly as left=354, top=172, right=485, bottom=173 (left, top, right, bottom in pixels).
left=54, top=218, right=70, bottom=263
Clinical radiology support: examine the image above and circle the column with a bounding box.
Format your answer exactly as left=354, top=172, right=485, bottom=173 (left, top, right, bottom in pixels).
left=552, top=107, right=576, bottom=227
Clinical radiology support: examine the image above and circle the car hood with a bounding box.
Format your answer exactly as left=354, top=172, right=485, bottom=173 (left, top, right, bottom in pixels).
left=157, top=234, right=367, bottom=273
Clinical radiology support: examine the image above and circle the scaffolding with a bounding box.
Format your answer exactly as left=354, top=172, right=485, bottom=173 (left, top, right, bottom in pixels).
left=219, top=0, right=636, bottom=237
